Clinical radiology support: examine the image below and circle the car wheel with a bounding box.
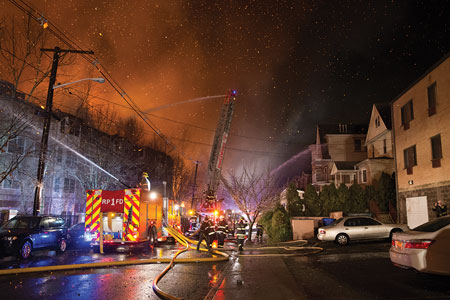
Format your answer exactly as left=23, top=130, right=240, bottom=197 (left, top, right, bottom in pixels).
left=57, top=239, right=67, bottom=253
left=335, top=233, right=349, bottom=246
left=389, top=228, right=403, bottom=240
left=19, top=240, right=32, bottom=259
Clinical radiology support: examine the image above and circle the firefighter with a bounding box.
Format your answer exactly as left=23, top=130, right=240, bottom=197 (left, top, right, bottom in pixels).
left=236, top=217, right=247, bottom=251
left=197, top=215, right=213, bottom=251
left=256, top=223, right=264, bottom=242
left=216, top=215, right=229, bottom=248
left=432, top=200, right=448, bottom=218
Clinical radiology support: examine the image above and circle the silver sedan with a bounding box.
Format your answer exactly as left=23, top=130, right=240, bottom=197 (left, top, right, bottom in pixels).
left=390, top=216, right=450, bottom=276
left=317, top=216, right=409, bottom=246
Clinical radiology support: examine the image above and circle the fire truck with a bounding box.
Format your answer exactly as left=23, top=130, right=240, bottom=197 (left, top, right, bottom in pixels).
left=84, top=187, right=180, bottom=248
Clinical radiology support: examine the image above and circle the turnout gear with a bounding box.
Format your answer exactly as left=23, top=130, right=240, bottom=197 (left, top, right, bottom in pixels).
left=197, top=217, right=214, bottom=251
left=236, top=219, right=247, bottom=251
left=256, top=223, right=264, bottom=242
left=433, top=201, right=448, bottom=218
left=216, top=216, right=229, bottom=248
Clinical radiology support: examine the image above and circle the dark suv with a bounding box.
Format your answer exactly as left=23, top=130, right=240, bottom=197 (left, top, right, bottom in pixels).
left=0, top=216, right=68, bottom=259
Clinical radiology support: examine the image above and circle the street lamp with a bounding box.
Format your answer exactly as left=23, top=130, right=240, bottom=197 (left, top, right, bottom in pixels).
left=33, top=74, right=105, bottom=216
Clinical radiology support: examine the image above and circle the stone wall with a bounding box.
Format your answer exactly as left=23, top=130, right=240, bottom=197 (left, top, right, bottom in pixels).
left=398, top=182, right=450, bottom=224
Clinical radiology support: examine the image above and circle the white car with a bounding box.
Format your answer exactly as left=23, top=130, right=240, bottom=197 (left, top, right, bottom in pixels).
left=390, top=216, right=450, bottom=276
left=317, top=216, right=409, bottom=246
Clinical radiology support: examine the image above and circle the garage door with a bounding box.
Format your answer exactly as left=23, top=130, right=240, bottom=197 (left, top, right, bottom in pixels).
left=406, top=196, right=429, bottom=229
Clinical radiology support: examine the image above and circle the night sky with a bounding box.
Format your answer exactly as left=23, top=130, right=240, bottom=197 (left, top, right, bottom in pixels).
left=2, top=1, right=450, bottom=180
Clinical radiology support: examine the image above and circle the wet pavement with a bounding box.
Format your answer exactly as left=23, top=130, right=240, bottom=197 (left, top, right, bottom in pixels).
left=0, top=243, right=213, bottom=270
left=0, top=238, right=449, bottom=300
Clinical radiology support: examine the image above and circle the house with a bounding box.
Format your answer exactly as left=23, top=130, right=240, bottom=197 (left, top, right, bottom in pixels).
left=310, top=124, right=367, bottom=190
left=392, top=53, right=450, bottom=228
left=355, top=103, right=395, bottom=185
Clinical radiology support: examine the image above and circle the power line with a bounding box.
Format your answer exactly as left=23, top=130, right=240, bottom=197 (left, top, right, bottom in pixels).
left=6, top=0, right=308, bottom=161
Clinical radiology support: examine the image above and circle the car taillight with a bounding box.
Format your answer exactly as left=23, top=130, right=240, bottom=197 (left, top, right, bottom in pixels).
left=319, top=229, right=326, bottom=234
left=404, top=240, right=434, bottom=249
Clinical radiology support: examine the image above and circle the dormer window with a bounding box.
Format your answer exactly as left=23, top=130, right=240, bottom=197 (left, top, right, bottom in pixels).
left=375, top=116, right=380, bottom=128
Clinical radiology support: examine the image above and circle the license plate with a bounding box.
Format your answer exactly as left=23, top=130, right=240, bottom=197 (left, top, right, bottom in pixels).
left=395, top=240, right=403, bottom=249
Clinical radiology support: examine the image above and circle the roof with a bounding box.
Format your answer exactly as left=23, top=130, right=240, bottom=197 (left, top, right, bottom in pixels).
left=317, top=124, right=367, bottom=143
left=334, top=161, right=359, bottom=171
left=374, top=103, right=392, bottom=130
left=391, top=52, right=450, bottom=104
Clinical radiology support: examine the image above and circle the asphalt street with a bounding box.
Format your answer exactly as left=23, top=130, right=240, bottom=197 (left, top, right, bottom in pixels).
left=0, top=239, right=448, bottom=300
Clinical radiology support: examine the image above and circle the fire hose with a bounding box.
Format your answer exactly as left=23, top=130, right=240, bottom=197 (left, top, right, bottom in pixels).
left=0, top=228, right=322, bottom=300
left=152, top=226, right=229, bottom=300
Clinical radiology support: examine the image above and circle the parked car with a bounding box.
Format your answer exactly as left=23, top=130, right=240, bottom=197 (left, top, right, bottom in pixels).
left=390, top=216, right=450, bottom=276
left=0, top=215, right=68, bottom=259
left=68, top=222, right=91, bottom=248
left=317, top=216, right=409, bottom=246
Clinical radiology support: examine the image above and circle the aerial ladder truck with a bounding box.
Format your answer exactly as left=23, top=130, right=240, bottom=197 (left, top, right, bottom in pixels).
left=200, top=89, right=237, bottom=212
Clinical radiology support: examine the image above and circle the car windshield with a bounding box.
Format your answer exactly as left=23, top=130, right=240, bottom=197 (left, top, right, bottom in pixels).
left=412, top=217, right=450, bottom=232
left=1, top=217, right=40, bottom=229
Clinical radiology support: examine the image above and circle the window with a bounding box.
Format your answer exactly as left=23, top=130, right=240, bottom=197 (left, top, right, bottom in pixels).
left=48, top=218, right=65, bottom=228
left=7, top=136, right=25, bottom=154
left=403, top=145, right=417, bottom=174
left=60, top=118, right=80, bottom=137
left=344, top=218, right=361, bottom=227
left=343, top=174, right=351, bottom=184
left=383, top=139, right=387, bottom=154
left=375, top=116, right=380, bottom=128
left=2, top=176, right=20, bottom=190
left=431, top=134, right=442, bottom=168
left=360, top=218, right=381, bottom=226
left=56, top=148, right=63, bottom=163
left=54, top=178, right=60, bottom=193
left=65, top=151, right=77, bottom=167
left=354, top=139, right=362, bottom=152
left=362, top=169, right=367, bottom=183
left=371, top=144, right=375, bottom=158
left=63, top=178, right=76, bottom=193
left=427, top=82, right=437, bottom=116
left=401, top=100, right=414, bottom=130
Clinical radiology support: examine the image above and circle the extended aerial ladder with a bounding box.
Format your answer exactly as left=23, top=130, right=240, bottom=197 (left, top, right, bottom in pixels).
left=201, top=89, right=237, bottom=211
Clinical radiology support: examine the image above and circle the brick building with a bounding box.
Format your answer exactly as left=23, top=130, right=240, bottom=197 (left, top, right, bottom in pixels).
left=392, top=53, right=450, bottom=228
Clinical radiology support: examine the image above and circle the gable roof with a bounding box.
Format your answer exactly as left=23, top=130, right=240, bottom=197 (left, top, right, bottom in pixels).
left=374, top=103, right=391, bottom=130
left=316, top=123, right=367, bottom=143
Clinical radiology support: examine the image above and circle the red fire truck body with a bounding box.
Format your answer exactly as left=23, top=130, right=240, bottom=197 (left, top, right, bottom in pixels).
left=85, top=188, right=180, bottom=247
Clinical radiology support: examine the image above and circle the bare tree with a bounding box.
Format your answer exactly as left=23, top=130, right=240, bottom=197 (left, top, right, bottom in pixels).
left=116, top=116, right=145, bottom=145
left=0, top=14, right=73, bottom=101
left=221, top=166, right=281, bottom=242
left=171, top=154, right=193, bottom=203
left=0, top=97, right=37, bottom=185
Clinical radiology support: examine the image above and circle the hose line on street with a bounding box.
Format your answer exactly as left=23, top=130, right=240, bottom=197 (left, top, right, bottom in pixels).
left=152, top=226, right=229, bottom=300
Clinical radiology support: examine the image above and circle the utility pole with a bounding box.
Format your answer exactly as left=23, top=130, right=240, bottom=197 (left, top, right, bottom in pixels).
left=33, top=47, right=94, bottom=216
left=190, top=160, right=201, bottom=210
